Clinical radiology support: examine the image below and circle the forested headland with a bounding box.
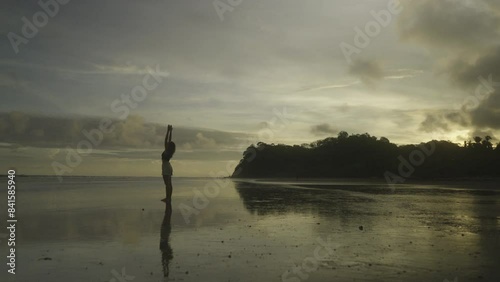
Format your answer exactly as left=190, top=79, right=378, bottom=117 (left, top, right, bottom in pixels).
left=231, top=132, right=500, bottom=180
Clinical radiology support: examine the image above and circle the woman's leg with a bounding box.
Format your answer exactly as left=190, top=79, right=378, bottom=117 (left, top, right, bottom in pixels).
left=163, top=175, right=172, bottom=202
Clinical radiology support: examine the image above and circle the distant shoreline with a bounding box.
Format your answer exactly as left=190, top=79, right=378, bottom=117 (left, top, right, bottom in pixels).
left=231, top=176, right=500, bottom=183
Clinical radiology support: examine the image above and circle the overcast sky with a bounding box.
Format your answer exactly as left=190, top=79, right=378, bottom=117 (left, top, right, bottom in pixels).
left=1, top=0, right=500, bottom=177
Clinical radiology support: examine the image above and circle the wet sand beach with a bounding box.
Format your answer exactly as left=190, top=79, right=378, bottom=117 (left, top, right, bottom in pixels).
left=0, top=176, right=499, bottom=281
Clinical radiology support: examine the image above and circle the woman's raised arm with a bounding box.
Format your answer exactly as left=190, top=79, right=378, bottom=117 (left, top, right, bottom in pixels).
left=164, top=125, right=172, bottom=150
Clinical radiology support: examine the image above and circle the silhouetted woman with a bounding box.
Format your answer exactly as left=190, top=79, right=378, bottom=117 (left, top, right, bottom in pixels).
left=162, top=124, right=175, bottom=202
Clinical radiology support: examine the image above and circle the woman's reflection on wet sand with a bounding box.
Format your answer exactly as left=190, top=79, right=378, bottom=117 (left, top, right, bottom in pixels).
left=159, top=203, right=173, bottom=279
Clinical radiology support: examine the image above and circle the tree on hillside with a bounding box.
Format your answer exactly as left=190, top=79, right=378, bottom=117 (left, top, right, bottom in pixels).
left=338, top=131, right=348, bottom=140
left=482, top=136, right=493, bottom=150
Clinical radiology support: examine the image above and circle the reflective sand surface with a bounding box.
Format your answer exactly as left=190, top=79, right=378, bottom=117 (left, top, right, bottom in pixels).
left=0, top=177, right=499, bottom=281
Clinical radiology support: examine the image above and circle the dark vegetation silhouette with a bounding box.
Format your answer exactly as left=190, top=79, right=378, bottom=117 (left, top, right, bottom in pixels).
left=232, top=131, right=500, bottom=179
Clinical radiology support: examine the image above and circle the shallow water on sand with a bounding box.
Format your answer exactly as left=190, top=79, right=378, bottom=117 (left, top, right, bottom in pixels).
left=0, top=177, right=499, bottom=282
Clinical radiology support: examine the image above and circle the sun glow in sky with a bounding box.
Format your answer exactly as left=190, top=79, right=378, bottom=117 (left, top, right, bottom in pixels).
left=1, top=0, right=500, bottom=176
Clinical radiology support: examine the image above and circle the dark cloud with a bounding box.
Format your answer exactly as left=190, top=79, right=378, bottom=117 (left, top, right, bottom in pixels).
left=419, top=113, right=450, bottom=133
left=468, top=90, right=500, bottom=129
left=448, top=47, right=500, bottom=129
left=448, top=47, right=500, bottom=88
left=401, top=0, right=500, bottom=133
left=348, top=59, right=384, bottom=85
left=398, top=0, right=500, bottom=49
left=310, top=123, right=338, bottom=136
left=444, top=111, right=469, bottom=127
left=0, top=112, right=249, bottom=150
left=419, top=110, right=470, bottom=133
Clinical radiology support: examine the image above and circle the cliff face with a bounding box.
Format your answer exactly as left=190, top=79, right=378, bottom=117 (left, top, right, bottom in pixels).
left=231, top=133, right=500, bottom=179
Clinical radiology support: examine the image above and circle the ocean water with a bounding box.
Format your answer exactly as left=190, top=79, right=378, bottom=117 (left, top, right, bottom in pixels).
left=0, top=176, right=499, bottom=282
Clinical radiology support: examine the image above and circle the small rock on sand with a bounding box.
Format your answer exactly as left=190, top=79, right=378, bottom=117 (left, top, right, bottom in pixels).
left=38, top=257, right=52, bottom=261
